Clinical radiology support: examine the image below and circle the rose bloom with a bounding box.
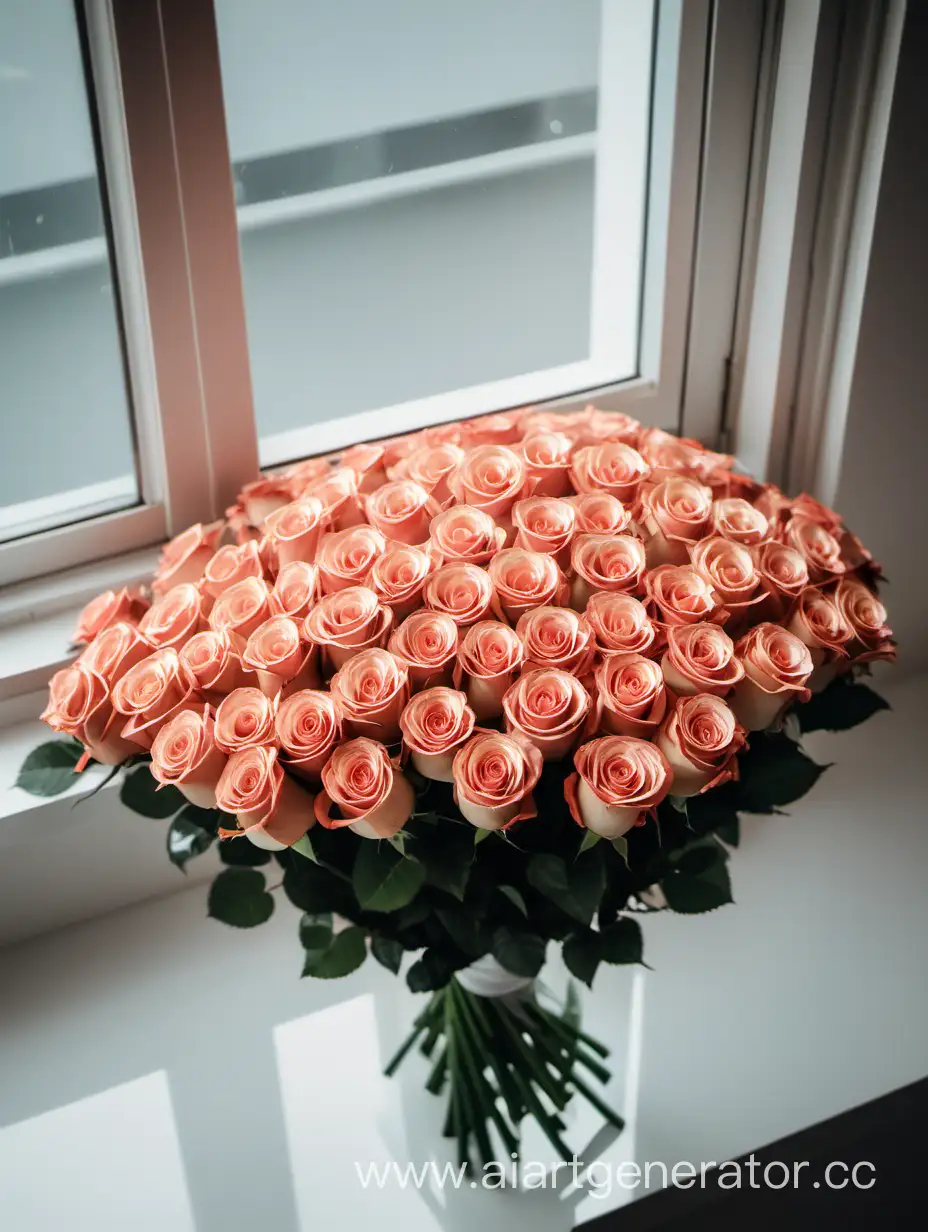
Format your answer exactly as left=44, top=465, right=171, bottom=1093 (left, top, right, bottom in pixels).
left=787, top=587, right=853, bottom=667
left=570, top=534, right=647, bottom=610
left=270, top=560, right=318, bottom=621
left=41, top=662, right=138, bottom=766
left=711, top=497, right=770, bottom=547
left=638, top=427, right=732, bottom=485
left=224, top=503, right=260, bottom=546
left=367, top=541, right=441, bottom=620
left=304, top=586, right=393, bottom=670
left=753, top=540, right=810, bottom=621
left=236, top=476, right=294, bottom=528
left=428, top=505, right=506, bottom=565
left=364, top=479, right=438, bottom=545
left=569, top=441, right=650, bottom=503
left=340, top=442, right=387, bottom=493
left=263, top=497, right=327, bottom=566
left=275, top=689, right=341, bottom=781
left=208, top=576, right=272, bottom=640
left=488, top=548, right=567, bottom=623
left=302, top=467, right=365, bottom=531
left=790, top=492, right=844, bottom=533
left=583, top=407, right=643, bottom=447
left=393, top=441, right=465, bottom=503
left=329, top=648, right=410, bottom=742
left=565, top=492, right=631, bottom=536
left=459, top=409, right=525, bottom=448
left=152, top=522, right=223, bottom=595
left=661, top=622, right=745, bottom=697
left=243, top=614, right=321, bottom=695
left=423, top=562, right=496, bottom=627
left=644, top=564, right=726, bottom=629
left=729, top=623, right=814, bottom=731
left=111, top=647, right=195, bottom=748
left=511, top=497, right=577, bottom=561
left=214, top=686, right=277, bottom=753
left=783, top=516, right=846, bottom=583
left=150, top=706, right=228, bottom=808
left=73, top=587, right=148, bottom=645
left=640, top=477, right=714, bottom=566
left=446, top=444, right=529, bottom=519
left=216, top=745, right=313, bottom=849
left=399, top=687, right=476, bottom=782
left=388, top=609, right=459, bottom=690
left=455, top=619, right=525, bottom=720
left=585, top=592, right=657, bottom=656
left=516, top=606, right=596, bottom=675
left=594, top=653, right=669, bottom=738
left=282, top=455, right=330, bottom=491
left=689, top=537, right=764, bottom=626
left=518, top=431, right=574, bottom=497
left=138, top=583, right=208, bottom=651
left=316, top=525, right=387, bottom=594
left=834, top=578, right=896, bottom=664
left=565, top=736, right=672, bottom=839
left=502, top=667, right=592, bottom=761
left=179, top=629, right=253, bottom=702
left=314, top=737, right=414, bottom=839
left=657, top=693, right=747, bottom=797
left=202, top=540, right=264, bottom=601
left=78, top=622, right=155, bottom=687
left=452, top=730, right=543, bottom=830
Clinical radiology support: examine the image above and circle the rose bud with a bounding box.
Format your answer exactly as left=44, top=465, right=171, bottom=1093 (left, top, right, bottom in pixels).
left=236, top=476, right=295, bottom=529
left=302, top=467, right=366, bottom=531
left=565, top=735, right=672, bottom=839
left=518, top=430, right=574, bottom=497
left=314, top=737, right=414, bottom=839
left=594, top=653, right=669, bottom=738
left=329, top=648, right=410, bottom=742
left=214, top=686, right=277, bottom=753
left=41, top=663, right=138, bottom=766
left=455, top=620, right=525, bottom=719
left=428, top=505, right=507, bottom=566
left=585, top=592, right=658, bottom=656
left=364, top=479, right=439, bottom=545
left=275, top=689, right=342, bottom=782
left=243, top=614, right=321, bottom=696
left=208, top=576, right=272, bottom=642
left=639, top=476, right=714, bottom=567
left=834, top=578, right=896, bottom=665
left=152, top=521, right=223, bottom=595
left=78, top=622, right=156, bottom=687
left=389, top=610, right=459, bottom=691
left=511, top=497, right=577, bottom=564
left=661, top=622, right=745, bottom=697
left=753, top=540, right=810, bottom=621
left=787, top=587, right=853, bottom=668
left=729, top=623, right=814, bottom=731
left=516, top=606, right=596, bottom=676
left=392, top=441, right=465, bottom=504
left=488, top=548, right=568, bottom=623
left=569, top=534, right=647, bottom=610
left=304, top=586, right=393, bottom=671
left=179, top=629, right=254, bottom=703
left=644, top=564, right=726, bottom=629
left=657, top=693, right=747, bottom=797
left=459, top=409, right=526, bottom=448
left=150, top=706, right=228, bottom=808
left=502, top=667, right=592, bottom=761
left=340, top=442, right=388, bottom=493
left=263, top=497, right=327, bottom=567
left=452, top=730, right=543, bottom=830
left=111, top=647, right=196, bottom=748
left=201, top=540, right=264, bottom=601
left=73, top=587, right=149, bottom=645
left=367, top=541, right=441, bottom=620
left=446, top=444, right=529, bottom=520
left=270, top=560, right=318, bottom=621
left=316, top=525, right=387, bottom=594
left=399, top=687, right=476, bottom=782
left=217, top=745, right=313, bottom=850
left=782, top=516, right=846, bottom=583
left=138, top=583, right=209, bottom=651
left=565, top=492, right=631, bottom=536
left=569, top=441, right=650, bottom=503
left=423, top=562, right=496, bottom=627
left=711, top=497, right=770, bottom=547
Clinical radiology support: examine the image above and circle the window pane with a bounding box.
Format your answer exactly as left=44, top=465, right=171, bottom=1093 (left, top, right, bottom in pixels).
left=0, top=0, right=137, bottom=543
left=214, top=0, right=654, bottom=464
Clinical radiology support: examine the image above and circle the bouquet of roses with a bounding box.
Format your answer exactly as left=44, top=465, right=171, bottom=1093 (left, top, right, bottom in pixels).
left=20, top=405, right=894, bottom=1170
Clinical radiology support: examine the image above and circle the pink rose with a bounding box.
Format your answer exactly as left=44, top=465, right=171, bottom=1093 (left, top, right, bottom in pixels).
left=640, top=477, right=714, bottom=566
left=150, top=706, right=228, bottom=808
left=243, top=615, right=321, bottom=696
left=340, top=442, right=388, bottom=493
left=202, top=540, right=265, bottom=600
left=367, top=541, right=441, bottom=620
left=152, top=522, right=223, bottom=595
left=111, top=647, right=196, bottom=748
left=275, top=689, right=342, bottom=782
left=138, top=583, right=209, bottom=651
left=711, top=497, right=770, bottom=547
left=569, top=534, right=647, bottom=610
left=73, top=588, right=148, bottom=645
left=388, top=610, right=459, bottom=690
left=565, top=492, right=631, bottom=536
left=729, top=623, right=814, bottom=730
left=314, top=737, right=414, bottom=839
left=459, top=410, right=525, bottom=447
left=214, top=686, right=277, bottom=752
left=179, top=629, right=254, bottom=703
left=782, top=516, right=845, bottom=583
left=518, top=431, right=574, bottom=497
left=580, top=407, right=642, bottom=447
left=392, top=441, right=465, bottom=503
left=454, top=620, right=525, bottom=719
left=585, top=592, right=657, bottom=656
left=270, top=561, right=319, bottom=621
left=316, top=525, right=387, bottom=594
left=516, top=605, right=596, bottom=675
left=488, top=548, right=568, bottom=623
left=594, top=653, right=669, bottom=738
left=41, top=663, right=138, bottom=766
left=304, top=586, right=393, bottom=670
left=689, top=538, right=763, bottom=620
left=428, top=505, right=506, bottom=565
left=657, top=693, right=747, bottom=797
left=565, top=736, right=671, bottom=838
left=638, top=428, right=731, bottom=484
left=364, top=479, right=438, bottom=545
left=208, top=576, right=272, bottom=641
left=511, top=497, right=577, bottom=562
left=263, top=497, right=327, bottom=566
left=79, top=622, right=155, bottom=686
left=236, top=476, right=294, bottom=529
left=833, top=578, right=895, bottom=665
left=502, top=667, right=592, bottom=761
left=447, top=445, right=529, bottom=519
left=452, top=731, right=543, bottom=830
left=399, top=687, right=476, bottom=782
left=644, top=564, right=726, bottom=628
left=569, top=442, right=650, bottom=503
left=302, top=467, right=366, bottom=531
left=282, top=456, right=331, bottom=491
left=217, top=745, right=313, bottom=849
left=423, top=563, right=496, bottom=627
left=329, top=648, right=410, bottom=742
left=753, top=540, right=810, bottom=622
left=661, top=622, right=745, bottom=697
left=787, top=587, right=853, bottom=664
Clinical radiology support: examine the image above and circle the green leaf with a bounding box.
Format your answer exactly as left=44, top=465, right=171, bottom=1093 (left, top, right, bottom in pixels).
left=796, top=677, right=890, bottom=733
left=686, top=790, right=740, bottom=840
left=671, top=842, right=727, bottom=876
left=282, top=859, right=354, bottom=915
left=562, top=931, right=601, bottom=987
left=491, top=927, right=546, bottom=978
left=578, top=829, right=602, bottom=854
left=497, top=885, right=528, bottom=916
left=414, top=821, right=474, bottom=901
left=474, top=828, right=492, bottom=845
left=598, top=918, right=643, bottom=965
left=662, top=857, right=733, bottom=915
left=291, top=832, right=319, bottom=863
left=166, top=806, right=217, bottom=870
left=299, top=912, right=333, bottom=962
left=16, top=740, right=83, bottom=797
left=120, top=766, right=185, bottom=819
left=302, top=926, right=367, bottom=979
left=352, top=842, right=425, bottom=913
left=612, top=836, right=629, bottom=866
left=207, top=868, right=274, bottom=928
left=733, top=732, right=828, bottom=814
left=219, top=837, right=272, bottom=867
left=436, top=906, right=491, bottom=958
left=715, top=817, right=740, bottom=847
left=371, top=934, right=404, bottom=974
left=407, top=948, right=453, bottom=992
left=527, top=850, right=605, bottom=926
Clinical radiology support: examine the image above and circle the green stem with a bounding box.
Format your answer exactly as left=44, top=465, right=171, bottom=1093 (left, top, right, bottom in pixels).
left=565, top=1069, right=625, bottom=1131
left=383, top=990, right=444, bottom=1077
left=448, top=983, right=520, bottom=1159
left=425, top=1046, right=448, bottom=1095
left=527, top=1002, right=611, bottom=1058
left=454, top=985, right=525, bottom=1129
left=488, top=1001, right=569, bottom=1111
left=446, top=985, right=496, bottom=1167
left=445, top=986, right=470, bottom=1168
left=529, top=1021, right=614, bottom=1088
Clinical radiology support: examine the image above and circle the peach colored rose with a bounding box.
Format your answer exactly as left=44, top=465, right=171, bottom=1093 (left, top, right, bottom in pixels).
left=446, top=444, right=529, bottom=519
left=711, top=497, right=770, bottom=547
left=640, top=477, right=714, bottom=566
left=340, top=442, right=387, bottom=493
left=236, top=476, right=294, bottom=529
left=304, top=586, right=393, bottom=670
left=152, top=522, right=223, bottom=595
left=217, top=745, right=313, bottom=849
left=454, top=620, right=525, bottom=720
left=511, top=497, right=577, bottom=562
left=565, top=736, right=671, bottom=839
left=329, top=648, right=410, bottom=742
left=283, top=456, right=331, bottom=490
left=79, top=622, right=155, bottom=686
left=111, top=647, right=195, bottom=748
left=270, top=561, right=318, bottom=621
left=657, top=693, right=747, bottom=797
left=790, top=492, right=844, bottom=533
left=428, top=505, right=506, bottom=565
left=594, top=654, right=669, bottom=738
left=138, top=583, right=208, bottom=651
left=263, top=497, right=327, bottom=566
left=243, top=614, right=321, bottom=696
left=365, top=479, right=438, bottom=545
left=399, top=687, right=476, bottom=782
left=521, top=407, right=590, bottom=440
left=224, top=504, right=260, bottom=546
left=179, top=629, right=253, bottom=702
left=388, top=610, right=459, bottom=690
left=452, top=730, right=543, bottom=830
left=314, top=737, right=414, bottom=839
left=502, top=667, right=592, bottom=761
left=423, top=563, right=496, bottom=627
left=787, top=588, right=853, bottom=666
left=645, top=564, right=726, bottom=628
left=488, top=548, right=567, bottom=623
left=754, top=540, right=810, bottom=620
left=565, top=492, right=631, bottom=536
left=392, top=441, right=465, bottom=503
left=570, top=534, right=647, bottom=610
left=585, top=592, right=657, bottom=657
left=202, top=540, right=265, bottom=600
left=301, top=467, right=366, bottom=531
left=689, top=537, right=764, bottom=623
left=783, top=516, right=845, bottom=583
left=150, top=706, right=228, bottom=808
left=367, top=541, right=441, bottom=620
left=581, top=407, right=643, bottom=447
left=316, top=525, right=387, bottom=594
left=214, top=686, right=277, bottom=753
left=459, top=410, right=526, bottom=448
left=518, top=431, right=574, bottom=497
left=516, top=606, right=596, bottom=676
left=638, top=427, right=732, bottom=484
left=41, top=663, right=138, bottom=766
left=208, top=576, right=272, bottom=640
left=275, top=689, right=342, bottom=781
left=729, top=623, right=814, bottom=730
left=73, top=588, right=149, bottom=645
left=833, top=578, right=896, bottom=664
left=569, top=442, right=650, bottom=503
left=661, top=622, right=744, bottom=697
